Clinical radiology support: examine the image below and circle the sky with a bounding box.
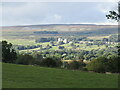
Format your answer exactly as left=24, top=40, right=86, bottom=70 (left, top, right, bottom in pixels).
left=0, top=0, right=119, bottom=26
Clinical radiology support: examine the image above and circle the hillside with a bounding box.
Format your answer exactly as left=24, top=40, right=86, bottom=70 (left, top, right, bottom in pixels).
left=2, top=63, right=118, bottom=88
left=1, top=24, right=118, bottom=40
left=1, top=24, right=118, bottom=32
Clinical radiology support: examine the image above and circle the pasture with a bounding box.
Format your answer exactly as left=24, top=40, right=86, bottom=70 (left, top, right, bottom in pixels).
left=2, top=63, right=118, bottom=88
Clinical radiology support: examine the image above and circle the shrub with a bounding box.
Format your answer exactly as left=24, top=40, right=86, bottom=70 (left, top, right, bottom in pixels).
left=62, top=62, right=69, bottom=69
left=68, top=61, right=80, bottom=70
left=86, top=57, right=108, bottom=73
left=56, top=60, right=62, bottom=68
left=107, top=55, right=120, bottom=73
left=68, top=60, right=86, bottom=70
left=87, top=56, right=120, bottom=73
left=77, top=60, right=86, bottom=70
left=33, top=54, right=43, bottom=66
left=81, top=67, right=88, bottom=71
left=58, top=46, right=65, bottom=49
left=16, top=54, right=35, bottom=65
left=40, top=57, right=57, bottom=67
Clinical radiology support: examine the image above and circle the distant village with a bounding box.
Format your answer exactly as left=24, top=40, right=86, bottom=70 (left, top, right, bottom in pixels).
left=57, top=37, right=117, bottom=45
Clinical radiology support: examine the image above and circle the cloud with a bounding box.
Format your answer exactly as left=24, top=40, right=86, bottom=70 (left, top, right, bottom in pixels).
left=2, top=2, right=49, bottom=25
left=42, top=14, right=62, bottom=24
left=1, top=0, right=119, bottom=2
left=0, top=2, right=118, bottom=26
left=97, top=2, right=117, bottom=14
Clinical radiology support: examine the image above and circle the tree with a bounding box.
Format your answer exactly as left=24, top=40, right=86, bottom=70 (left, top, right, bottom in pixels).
left=107, top=55, right=120, bottom=73
left=56, top=60, right=62, bottom=68
left=58, top=46, right=65, bottom=49
left=68, top=60, right=85, bottom=70
left=106, top=2, right=120, bottom=73
left=68, top=61, right=80, bottom=70
left=86, top=57, right=108, bottom=73
left=16, top=54, right=35, bottom=65
left=50, top=41, right=55, bottom=46
left=40, top=57, right=57, bottom=67
left=2, top=41, right=17, bottom=63
left=35, top=54, right=43, bottom=61
left=106, top=2, right=120, bottom=21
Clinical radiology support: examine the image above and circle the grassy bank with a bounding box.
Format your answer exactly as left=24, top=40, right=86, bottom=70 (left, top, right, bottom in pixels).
left=2, top=63, right=118, bottom=88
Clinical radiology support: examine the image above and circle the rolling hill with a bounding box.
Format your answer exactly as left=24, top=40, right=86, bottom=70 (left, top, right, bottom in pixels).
left=1, top=24, right=118, bottom=39
left=1, top=24, right=118, bottom=32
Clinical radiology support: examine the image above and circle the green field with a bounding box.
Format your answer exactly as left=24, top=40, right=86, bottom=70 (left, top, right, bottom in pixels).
left=2, top=63, right=118, bottom=88
left=3, top=38, right=117, bottom=53
left=2, top=39, right=36, bottom=45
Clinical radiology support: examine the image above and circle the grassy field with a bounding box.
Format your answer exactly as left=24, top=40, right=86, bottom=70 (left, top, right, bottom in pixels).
left=2, top=63, right=118, bottom=88
left=87, top=36, right=110, bottom=40
left=20, top=43, right=107, bottom=53
left=3, top=38, right=113, bottom=52
left=2, top=39, right=51, bottom=46
left=2, top=39, right=36, bottom=45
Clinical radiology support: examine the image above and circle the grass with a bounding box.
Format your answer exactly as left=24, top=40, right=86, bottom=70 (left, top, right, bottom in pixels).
left=2, top=63, right=118, bottom=88
left=82, top=45, right=106, bottom=51
left=2, top=39, right=115, bottom=53
left=87, top=36, right=110, bottom=40
left=2, top=31, right=34, bottom=40
left=2, top=39, right=36, bottom=46
left=2, top=39, right=51, bottom=46
left=20, top=44, right=107, bottom=53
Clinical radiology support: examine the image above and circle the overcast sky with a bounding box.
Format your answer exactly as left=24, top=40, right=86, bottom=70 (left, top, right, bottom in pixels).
left=0, top=1, right=118, bottom=26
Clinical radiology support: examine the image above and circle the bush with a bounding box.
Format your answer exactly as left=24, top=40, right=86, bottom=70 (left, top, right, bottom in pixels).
left=40, top=57, right=57, bottom=67
left=68, top=61, right=80, bottom=70
left=78, top=60, right=86, bottom=70
left=33, top=54, right=43, bottom=66
left=68, top=60, right=86, bottom=70
left=16, top=54, right=35, bottom=65
left=81, top=67, right=88, bottom=71
left=107, top=55, right=120, bottom=73
left=87, top=56, right=120, bottom=73
left=56, top=60, right=62, bottom=68
left=62, top=62, right=69, bottom=69
left=58, top=46, right=64, bottom=49
left=86, top=57, right=108, bottom=73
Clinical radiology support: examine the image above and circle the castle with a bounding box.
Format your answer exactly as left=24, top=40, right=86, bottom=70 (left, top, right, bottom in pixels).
left=58, top=38, right=68, bottom=44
